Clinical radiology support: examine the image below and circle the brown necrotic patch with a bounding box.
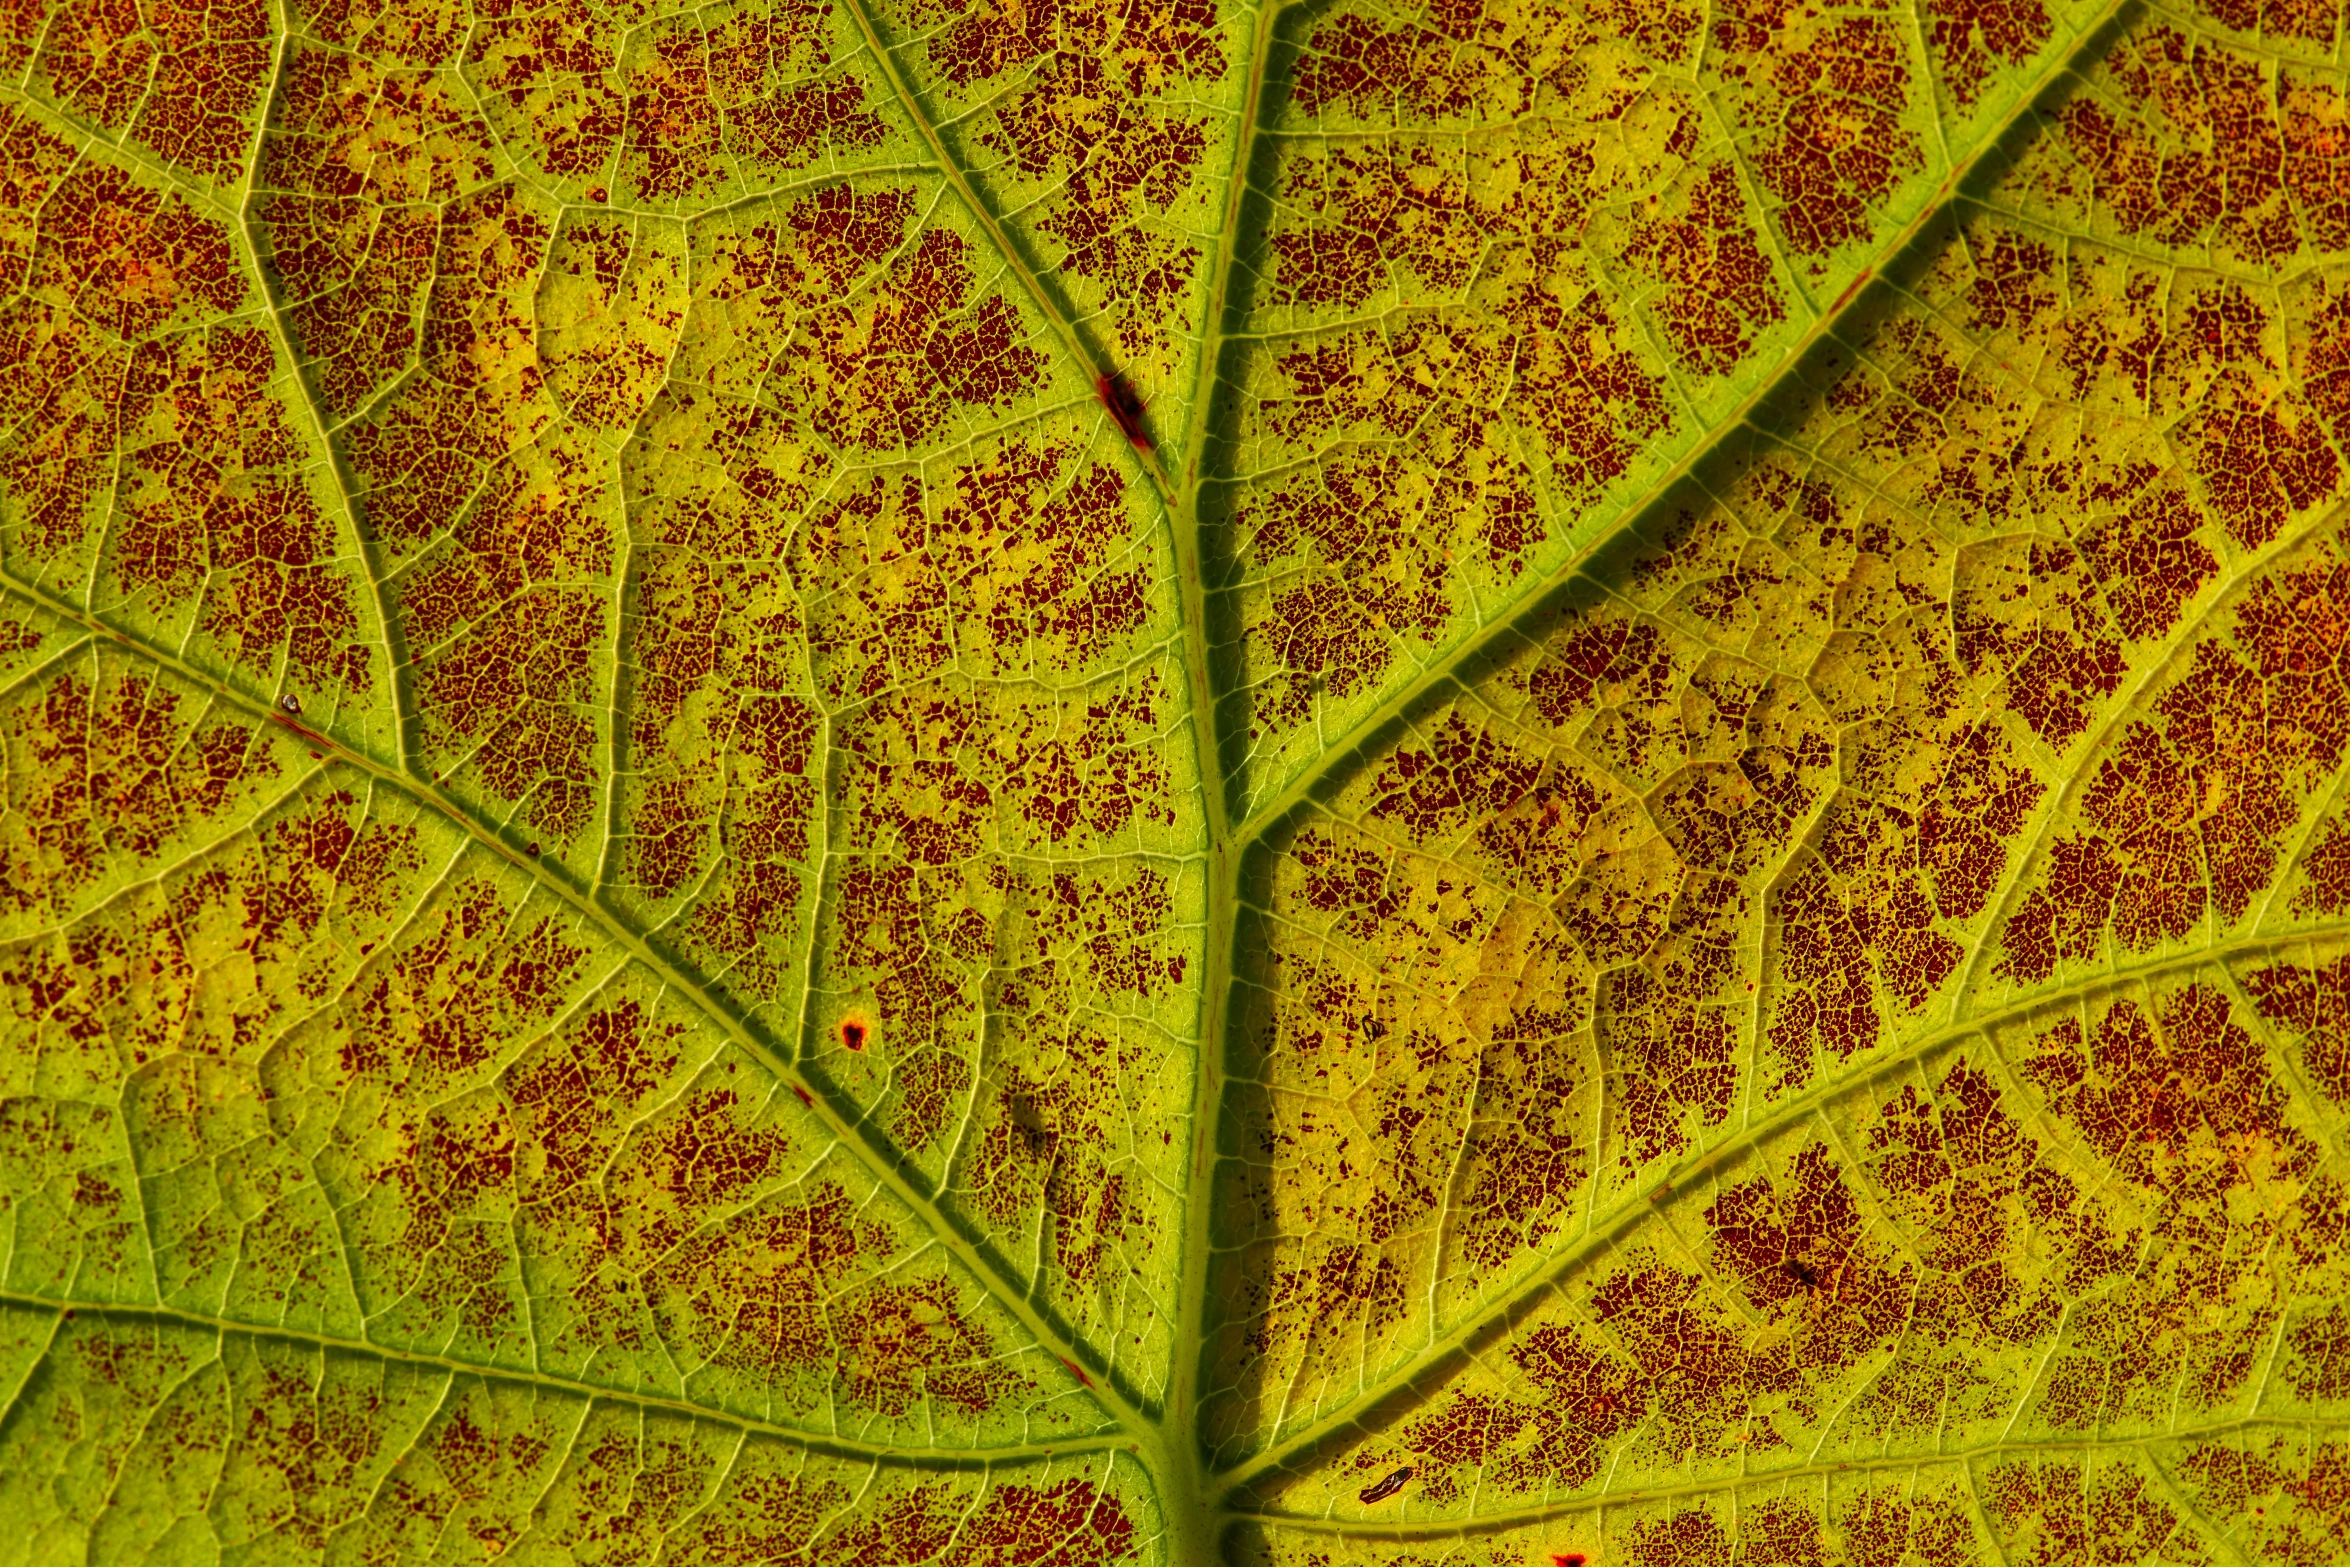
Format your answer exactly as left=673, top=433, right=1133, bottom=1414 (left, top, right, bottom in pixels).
left=260, top=47, right=494, bottom=418
left=646, top=1181, right=1031, bottom=1418
left=1269, top=142, right=1523, bottom=314
left=337, top=879, right=591, bottom=1088
left=1619, top=1502, right=1829, bottom=1567
left=1984, top=1457, right=2203, bottom=1562
left=1710, top=0, right=1924, bottom=275
left=1416, top=1325, right=1649, bottom=1500
left=816, top=661, right=1184, bottom=1165
left=1622, top=162, right=1790, bottom=378
left=1600, top=967, right=1735, bottom=1168
left=2290, top=814, right=2350, bottom=916
left=0, top=134, right=392, bottom=699
left=503, top=1000, right=690, bottom=1212
left=1310, top=1103, right=2055, bottom=1494
left=615, top=442, right=824, bottom=1012
left=907, top=0, right=1222, bottom=366
left=2244, top=950, right=2350, bottom=1108
left=463, top=0, right=885, bottom=201
left=2027, top=27, right=2350, bottom=272
left=618, top=7, right=887, bottom=203
left=2006, top=983, right=2323, bottom=1426
left=1, top=670, right=281, bottom=915
left=341, top=183, right=560, bottom=560
left=402, top=461, right=611, bottom=844
left=695, top=185, right=1048, bottom=459
left=1998, top=537, right=2350, bottom=983
left=100, top=324, right=373, bottom=692
left=1364, top=712, right=1541, bottom=840
left=2020, top=982, right=2317, bottom=1195
left=1292, top=0, right=1700, bottom=123
left=2179, top=1433, right=2350, bottom=1566
left=965, top=1056, right=1137, bottom=1290
left=1924, top=0, right=2053, bottom=109
left=38, top=0, right=271, bottom=177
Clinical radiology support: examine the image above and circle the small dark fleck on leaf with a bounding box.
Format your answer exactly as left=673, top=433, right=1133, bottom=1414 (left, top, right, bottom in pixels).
left=1097, top=372, right=1151, bottom=451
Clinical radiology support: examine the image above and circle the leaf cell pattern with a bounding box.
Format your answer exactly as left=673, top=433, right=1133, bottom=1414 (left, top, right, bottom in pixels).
left=6, top=0, right=2350, bottom=1559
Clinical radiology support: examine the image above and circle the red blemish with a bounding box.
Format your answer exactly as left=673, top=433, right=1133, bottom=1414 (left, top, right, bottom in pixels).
left=791, top=1084, right=814, bottom=1108
left=1831, top=268, right=1873, bottom=314
left=1059, top=1356, right=1095, bottom=1388
left=1552, top=1556, right=1587, bottom=1567
left=1096, top=373, right=1151, bottom=451
left=840, top=1018, right=868, bottom=1052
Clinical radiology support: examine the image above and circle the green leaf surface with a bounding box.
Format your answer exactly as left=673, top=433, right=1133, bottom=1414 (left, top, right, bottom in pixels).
left=4, top=0, right=2350, bottom=1558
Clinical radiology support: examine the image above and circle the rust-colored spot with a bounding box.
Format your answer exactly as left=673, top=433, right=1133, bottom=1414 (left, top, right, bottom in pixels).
left=1097, top=372, right=1151, bottom=450
left=840, top=1017, right=868, bottom=1052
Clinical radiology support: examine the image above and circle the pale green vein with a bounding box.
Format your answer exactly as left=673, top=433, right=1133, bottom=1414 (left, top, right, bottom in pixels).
left=1221, top=0, right=2133, bottom=843
left=237, top=0, right=409, bottom=769
left=825, top=0, right=1180, bottom=507
left=0, top=563, right=1159, bottom=1450
left=0, top=1290, right=1120, bottom=1467
left=1210, top=913, right=2350, bottom=1497
left=1228, top=1418, right=2350, bottom=1539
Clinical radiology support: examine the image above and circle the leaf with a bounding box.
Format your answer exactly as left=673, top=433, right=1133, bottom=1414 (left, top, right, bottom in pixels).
left=4, top=0, right=2350, bottom=1558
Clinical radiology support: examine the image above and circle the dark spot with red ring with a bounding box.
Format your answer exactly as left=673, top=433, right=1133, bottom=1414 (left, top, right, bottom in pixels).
left=841, top=1019, right=868, bottom=1052
left=1358, top=1466, right=1412, bottom=1504
left=1553, top=1557, right=1587, bottom=1567
left=526, top=843, right=539, bottom=857
left=1097, top=373, right=1150, bottom=451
